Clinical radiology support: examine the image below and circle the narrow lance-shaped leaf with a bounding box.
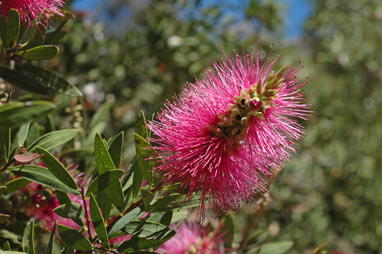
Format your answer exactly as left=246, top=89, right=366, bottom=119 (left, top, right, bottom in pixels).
left=9, top=166, right=80, bottom=195
left=104, top=179, right=125, bottom=213
left=96, top=190, right=112, bottom=221
left=134, top=133, right=154, bottom=186
left=6, top=9, right=20, bottom=48
left=53, top=202, right=84, bottom=227
left=131, top=163, right=143, bottom=201
left=141, top=189, right=154, bottom=210
left=0, top=17, right=7, bottom=46
left=0, top=128, right=11, bottom=161
left=53, top=202, right=84, bottom=221
left=89, top=194, right=110, bottom=248
left=3, top=240, right=11, bottom=250
left=5, top=177, right=31, bottom=193
left=18, top=123, right=30, bottom=147
left=85, top=169, right=124, bottom=197
left=0, top=101, right=55, bottom=130
left=108, top=131, right=124, bottom=168
left=89, top=102, right=112, bottom=128
left=56, top=191, right=72, bottom=205
left=135, top=111, right=148, bottom=138
left=0, top=67, right=50, bottom=95
left=18, top=64, right=82, bottom=97
left=36, top=146, right=78, bottom=190
left=18, top=45, right=59, bottom=61
left=259, top=241, right=294, bottom=254
left=222, top=214, right=234, bottom=248
left=117, top=230, right=175, bottom=252
left=108, top=207, right=142, bottom=237
left=22, top=220, right=35, bottom=254
left=47, top=223, right=56, bottom=254
left=28, top=129, right=80, bottom=151
left=94, top=133, right=116, bottom=174
left=58, top=224, right=92, bottom=251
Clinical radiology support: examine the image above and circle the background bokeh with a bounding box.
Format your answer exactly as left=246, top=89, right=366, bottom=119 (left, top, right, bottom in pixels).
left=58, top=0, right=382, bottom=253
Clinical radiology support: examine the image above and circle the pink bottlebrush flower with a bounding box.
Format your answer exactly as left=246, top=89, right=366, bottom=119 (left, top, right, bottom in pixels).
left=148, top=47, right=310, bottom=215
left=157, top=222, right=226, bottom=254
left=22, top=181, right=60, bottom=231
left=0, top=0, right=65, bottom=26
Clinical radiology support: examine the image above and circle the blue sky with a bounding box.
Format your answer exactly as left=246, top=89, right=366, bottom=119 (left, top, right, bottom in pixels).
left=72, top=0, right=312, bottom=37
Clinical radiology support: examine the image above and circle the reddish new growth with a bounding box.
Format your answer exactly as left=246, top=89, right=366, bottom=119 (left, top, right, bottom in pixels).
left=0, top=0, right=65, bottom=26
left=148, top=46, right=310, bottom=216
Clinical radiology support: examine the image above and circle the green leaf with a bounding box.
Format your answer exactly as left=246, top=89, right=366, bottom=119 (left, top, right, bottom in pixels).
left=22, top=220, right=35, bottom=254
left=169, top=209, right=188, bottom=224
left=126, top=221, right=168, bottom=238
left=0, top=101, right=54, bottom=130
left=56, top=191, right=72, bottom=205
left=134, top=133, right=154, bottom=186
left=85, top=169, right=124, bottom=197
left=45, top=30, right=67, bottom=45
left=58, top=224, right=92, bottom=251
left=0, top=36, right=4, bottom=56
left=108, top=207, right=142, bottom=237
left=89, top=102, right=112, bottom=128
left=222, top=214, right=234, bottom=248
left=5, top=177, right=31, bottom=193
left=0, top=17, right=7, bottom=47
left=89, top=194, right=110, bottom=248
left=18, top=45, right=59, bottom=61
left=0, top=186, right=7, bottom=195
left=9, top=166, right=80, bottom=195
left=151, top=193, right=182, bottom=212
left=108, top=131, right=124, bottom=168
left=28, top=129, right=79, bottom=151
left=36, top=146, right=78, bottom=190
left=18, top=123, right=30, bottom=147
left=24, top=25, right=45, bottom=50
left=147, top=212, right=169, bottom=225
left=18, top=64, right=82, bottom=97
left=135, top=111, right=148, bottom=138
left=18, top=16, right=39, bottom=47
left=6, top=9, right=20, bottom=48
left=46, top=223, right=56, bottom=254
left=53, top=202, right=84, bottom=221
left=259, top=241, right=294, bottom=254
left=0, top=67, right=50, bottom=94
left=118, top=230, right=175, bottom=252
left=141, top=189, right=154, bottom=209
left=131, top=163, right=143, bottom=201
left=0, top=229, right=20, bottom=245
left=96, top=190, right=113, bottom=220
left=94, top=133, right=116, bottom=174
left=0, top=128, right=11, bottom=161
left=3, top=240, right=11, bottom=250
left=104, top=180, right=125, bottom=213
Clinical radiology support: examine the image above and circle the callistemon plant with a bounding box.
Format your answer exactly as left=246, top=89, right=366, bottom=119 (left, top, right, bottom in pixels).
left=0, top=0, right=65, bottom=26
left=148, top=47, right=310, bottom=215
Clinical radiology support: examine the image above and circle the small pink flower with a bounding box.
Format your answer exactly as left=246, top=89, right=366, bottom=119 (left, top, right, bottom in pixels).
left=0, top=0, right=65, bottom=26
left=157, top=222, right=225, bottom=254
left=148, top=47, right=310, bottom=215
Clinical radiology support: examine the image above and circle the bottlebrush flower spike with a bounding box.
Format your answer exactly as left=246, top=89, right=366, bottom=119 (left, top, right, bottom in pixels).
left=148, top=46, right=310, bottom=215
left=157, top=222, right=226, bottom=254
left=0, top=0, right=65, bottom=26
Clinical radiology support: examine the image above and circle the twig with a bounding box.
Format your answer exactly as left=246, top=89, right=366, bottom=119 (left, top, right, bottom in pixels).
left=81, top=187, right=93, bottom=241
